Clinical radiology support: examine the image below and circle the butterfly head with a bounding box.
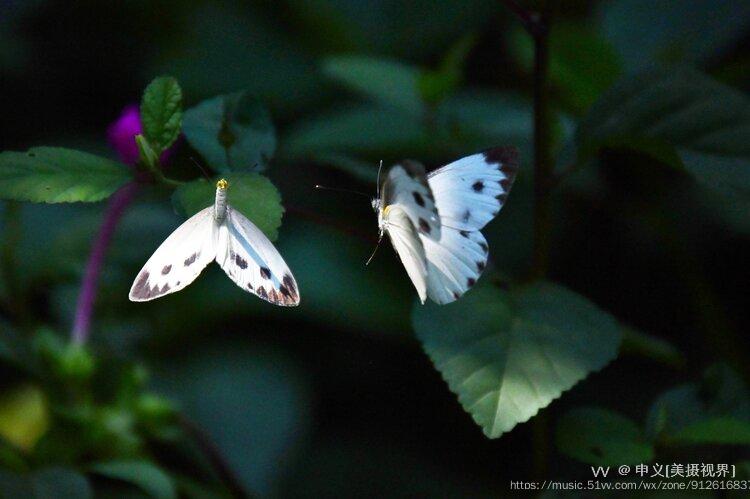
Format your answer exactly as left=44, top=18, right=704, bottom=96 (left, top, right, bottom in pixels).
left=216, top=178, right=229, bottom=190
left=370, top=198, right=381, bottom=213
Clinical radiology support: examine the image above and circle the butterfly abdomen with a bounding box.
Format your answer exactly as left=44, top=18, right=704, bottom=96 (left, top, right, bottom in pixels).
left=214, top=179, right=228, bottom=221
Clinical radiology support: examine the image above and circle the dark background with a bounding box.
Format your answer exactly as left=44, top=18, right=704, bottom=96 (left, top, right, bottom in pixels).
left=1, top=0, right=749, bottom=497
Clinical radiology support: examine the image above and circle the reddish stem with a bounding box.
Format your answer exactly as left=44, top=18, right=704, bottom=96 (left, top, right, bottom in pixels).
left=71, top=182, right=138, bottom=344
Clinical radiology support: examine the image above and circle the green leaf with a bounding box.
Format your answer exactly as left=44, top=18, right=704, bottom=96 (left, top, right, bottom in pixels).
left=619, top=325, right=685, bottom=368
left=182, top=92, right=275, bottom=173
left=669, top=417, right=750, bottom=446
left=0, top=147, right=130, bottom=203
left=90, top=460, right=176, bottom=499
left=508, top=22, right=622, bottom=114
left=322, top=56, right=423, bottom=116
left=280, top=104, right=429, bottom=159
left=172, top=173, right=283, bottom=240
left=646, top=364, right=750, bottom=441
left=0, top=467, right=92, bottom=498
left=412, top=281, right=621, bottom=438
left=599, top=0, right=750, bottom=71
left=140, top=76, right=183, bottom=153
left=135, top=134, right=159, bottom=169
left=557, top=407, right=654, bottom=466
left=418, top=34, right=475, bottom=105
left=576, top=67, right=750, bottom=222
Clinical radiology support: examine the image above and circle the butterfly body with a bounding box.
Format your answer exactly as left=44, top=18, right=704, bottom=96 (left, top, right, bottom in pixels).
left=129, top=179, right=299, bottom=306
left=375, top=147, right=518, bottom=304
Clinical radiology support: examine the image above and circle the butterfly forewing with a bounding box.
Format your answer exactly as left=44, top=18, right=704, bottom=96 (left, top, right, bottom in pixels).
left=383, top=206, right=428, bottom=303
left=216, top=207, right=300, bottom=306
left=382, top=160, right=440, bottom=240
left=129, top=207, right=218, bottom=301
left=427, top=147, right=518, bottom=231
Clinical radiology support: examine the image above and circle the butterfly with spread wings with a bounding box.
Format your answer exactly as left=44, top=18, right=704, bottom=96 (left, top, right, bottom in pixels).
left=129, top=179, right=300, bottom=306
left=372, top=147, right=518, bottom=304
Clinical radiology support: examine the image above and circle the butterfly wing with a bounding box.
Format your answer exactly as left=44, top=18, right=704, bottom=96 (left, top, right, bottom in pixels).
left=427, top=147, right=518, bottom=231
left=421, top=227, right=488, bottom=304
left=383, top=206, right=428, bottom=303
left=216, top=206, right=300, bottom=306
left=382, top=160, right=440, bottom=240
left=129, top=206, right=218, bottom=302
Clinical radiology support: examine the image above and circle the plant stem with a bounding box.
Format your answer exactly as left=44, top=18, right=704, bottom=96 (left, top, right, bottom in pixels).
left=530, top=7, right=552, bottom=280
left=1, top=201, right=31, bottom=327
left=71, top=182, right=138, bottom=344
left=503, top=0, right=553, bottom=481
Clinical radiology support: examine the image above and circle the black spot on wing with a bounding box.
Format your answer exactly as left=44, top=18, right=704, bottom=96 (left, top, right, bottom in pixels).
left=235, top=254, right=248, bottom=269
left=412, top=191, right=425, bottom=207
left=453, top=291, right=461, bottom=300
left=161, top=265, right=172, bottom=275
left=418, top=218, right=431, bottom=234
left=247, top=282, right=253, bottom=290
left=460, top=230, right=470, bottom=238
left=472, top=181, right=484, bottom=192
left=131, top=271, right=171, bottom=300
left=260, top=267, right=271, bottom=279
left=467, top=277, right=476, bottom=287
left=462, top=210, right=471, bottom=223
left=479, top=241, right=489, bottom=254
left=477, top=261, right=486, bottom=271
left=131, top=271, right=151, bottom=299
left=184, top=253, right=198, bottom=266
left=483, top=146, right=519, bottom=169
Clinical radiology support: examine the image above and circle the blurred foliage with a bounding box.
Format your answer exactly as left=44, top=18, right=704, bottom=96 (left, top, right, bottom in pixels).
left=0, top=0, right=749, bottom=497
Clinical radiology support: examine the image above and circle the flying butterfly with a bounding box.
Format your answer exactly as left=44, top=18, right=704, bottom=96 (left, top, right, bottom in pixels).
left=129, top=179, right=300, bottom=306
left=372, top=147, right=518, bottom=304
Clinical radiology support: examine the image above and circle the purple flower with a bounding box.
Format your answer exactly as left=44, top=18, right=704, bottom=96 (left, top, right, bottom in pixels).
left=107, top=105, right=176, bottom=166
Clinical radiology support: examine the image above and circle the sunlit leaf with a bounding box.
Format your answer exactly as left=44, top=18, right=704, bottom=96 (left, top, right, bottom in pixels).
left=172, top=173, right=283, bottom=241
left=90, top=460, right=176, bottom=499
left=412, top=281, right=621, bottom=438
left=182, top=92, right=275, bottom=172
left=557, top=407, right=654, bottom=465
left=140, top=76, right=183, bottom=153
left=0, top=148, right=130, bottom=203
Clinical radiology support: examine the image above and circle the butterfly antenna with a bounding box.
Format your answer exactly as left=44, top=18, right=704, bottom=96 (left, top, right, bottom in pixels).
left=314, top=185, right=370, bottom=198
left=365, top=232, right=384, bottom=266
left=189, top=157, right=212, bottom=181
left=376, top=159, right=383, bottom=198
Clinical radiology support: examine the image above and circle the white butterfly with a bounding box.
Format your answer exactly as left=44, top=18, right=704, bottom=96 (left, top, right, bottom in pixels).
left=372, top=147, right=518, bottom=304
left=129, top=179, right=300, bottom=306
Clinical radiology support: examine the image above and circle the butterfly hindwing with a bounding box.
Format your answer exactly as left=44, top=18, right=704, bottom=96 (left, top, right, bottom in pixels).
left=427, top=147, right=518, bottom=231
left=382, top=160, right=440, bottom=240
left=216, top=206, right=300, bottom=306
left=383, top=206, right=428, bottom=303
left=129, top=206, right=218, bottom=302
left=421, top=227, right=488, bottom=304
